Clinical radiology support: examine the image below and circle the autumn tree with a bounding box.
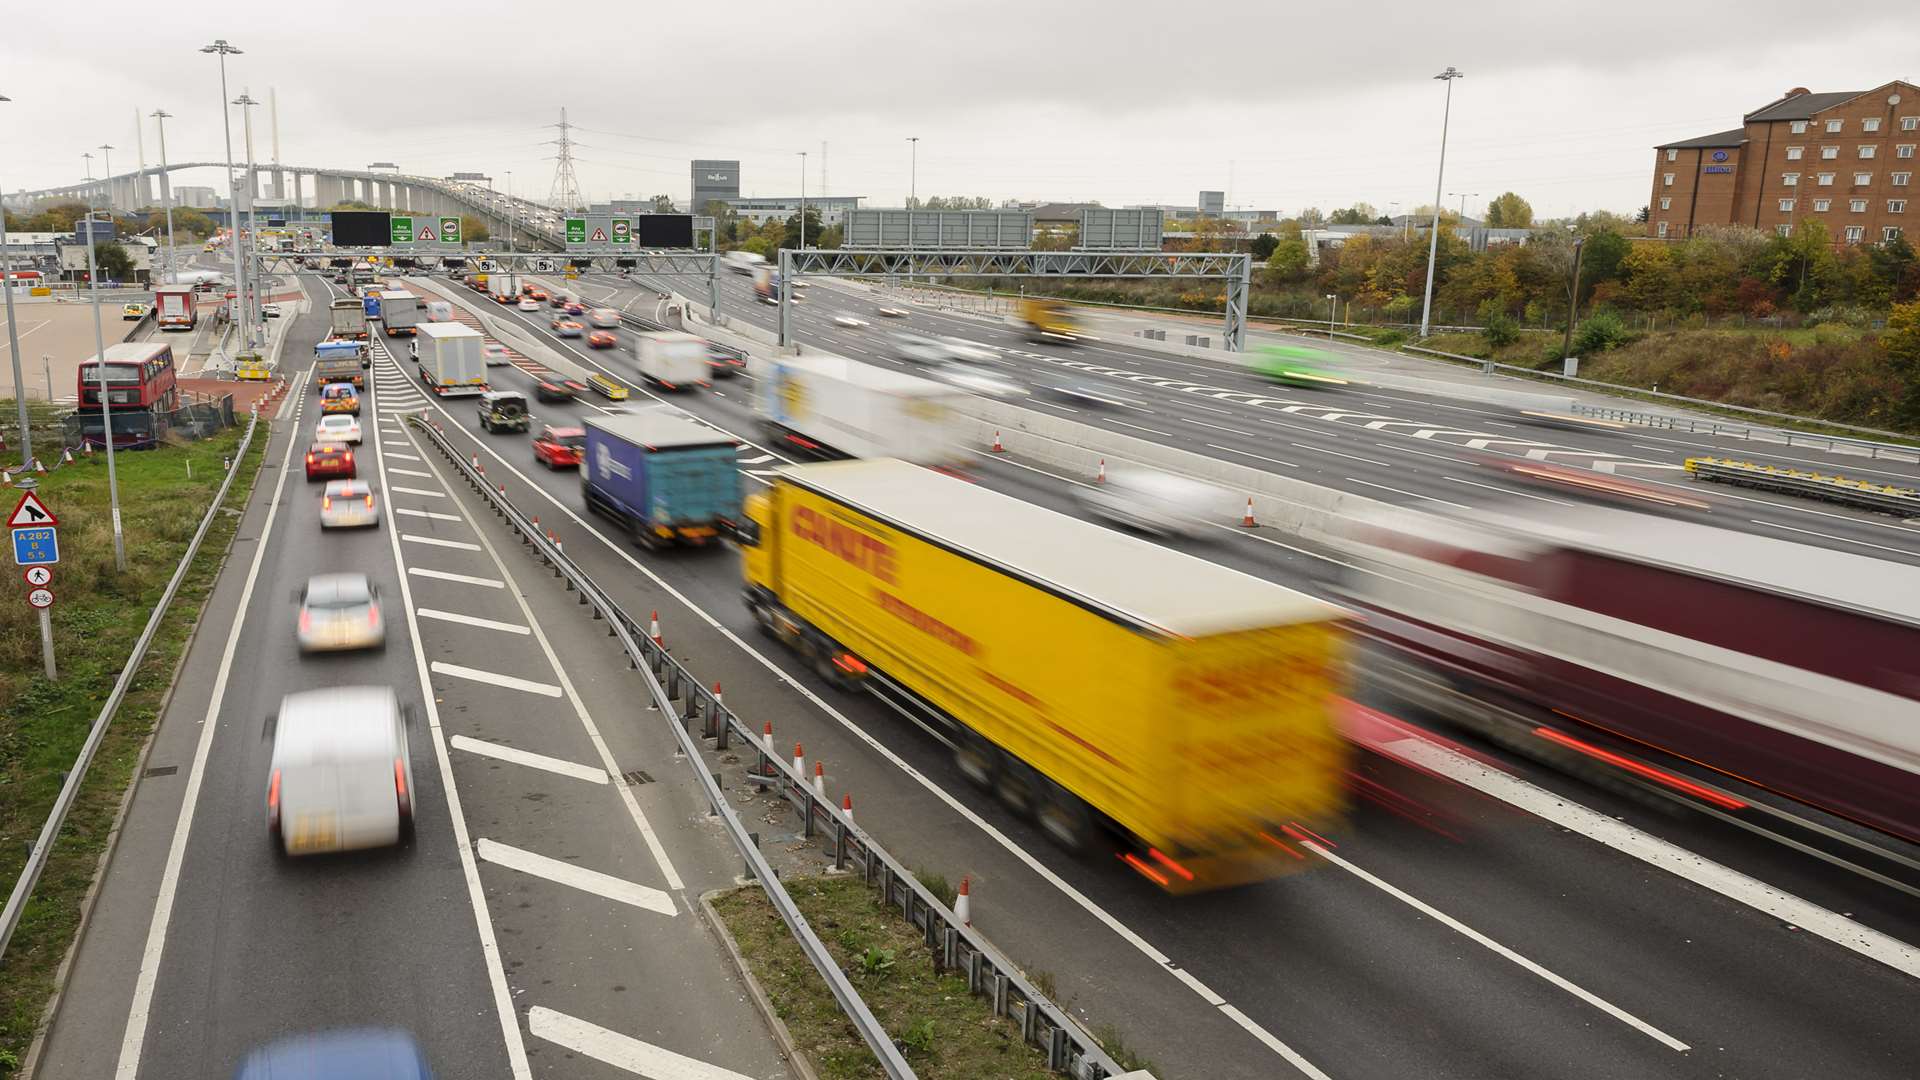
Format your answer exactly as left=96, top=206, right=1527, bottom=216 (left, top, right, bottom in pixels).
left=1483, top=192, right=1534, bottom=228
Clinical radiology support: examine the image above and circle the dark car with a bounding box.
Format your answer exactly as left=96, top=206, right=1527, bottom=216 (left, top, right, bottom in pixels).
left=535, top=379, right=587, bottom=403
left=235, top=1029, right=432, bottom=1080
left=304, top=443, right=356, bottom=481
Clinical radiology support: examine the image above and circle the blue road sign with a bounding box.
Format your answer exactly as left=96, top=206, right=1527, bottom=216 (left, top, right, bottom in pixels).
left=12, top=527, right=59, bottom=566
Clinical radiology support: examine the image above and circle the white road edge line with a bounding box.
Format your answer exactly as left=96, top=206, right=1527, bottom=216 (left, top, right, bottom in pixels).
left=1386, top=737, right=1920, bottom=982
left=416, top=607, right=531, bottom=634
left=430, top=660, right=563, bottom=697
left=1306, top=842, right=1690, bottom=1051
left=114, top=373, right=310, bottom=1078
left=527, top=1006, right=754, bottom=1079
left=391, top=342, right=1329, bottom=1077
left=450, top=735, right=607, bottom=784
left=476, top=839, right=675, bottom=916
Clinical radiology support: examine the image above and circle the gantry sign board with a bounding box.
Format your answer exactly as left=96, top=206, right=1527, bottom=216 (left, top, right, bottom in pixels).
left=389, top=216, right=463, bottom=245
left=842, top=209, right=1034, bottom=250
left=1077, top=208, right=1165, bottom=250
left=566, top=215, right=694, bottom=250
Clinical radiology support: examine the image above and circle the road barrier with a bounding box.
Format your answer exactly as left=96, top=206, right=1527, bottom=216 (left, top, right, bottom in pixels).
left=1575, top=404, right=1919, bottom=462
left=0, top=405, right=266, bottom=965
left=407, top=413, right=1132, bottom=1080
left=1684, top=456, right=1920, bottom=515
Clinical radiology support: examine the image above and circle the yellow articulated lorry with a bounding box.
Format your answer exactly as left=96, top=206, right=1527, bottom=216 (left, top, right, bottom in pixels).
left=739, top=459, right=1349, bottom=892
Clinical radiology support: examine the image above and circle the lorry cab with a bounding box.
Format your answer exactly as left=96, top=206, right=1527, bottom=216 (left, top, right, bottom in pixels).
left=738, top=490, right=773, bottom=586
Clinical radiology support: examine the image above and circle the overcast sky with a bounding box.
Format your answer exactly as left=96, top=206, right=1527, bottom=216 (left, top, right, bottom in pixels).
left=4, top=1, right=1917, bottom=220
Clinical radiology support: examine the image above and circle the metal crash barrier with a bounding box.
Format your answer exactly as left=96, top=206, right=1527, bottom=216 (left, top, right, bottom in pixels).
left=406, top=412, right=1132, bottom=1080
left=1685, top=456, right=1920, bottom=515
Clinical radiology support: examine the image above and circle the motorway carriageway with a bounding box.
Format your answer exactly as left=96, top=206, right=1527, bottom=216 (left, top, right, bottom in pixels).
left=613, top=268, right=1920, bottom=566
left=395, top=272, right=1920, bottom=1080
left=31, top=278, right=784, bottom=1080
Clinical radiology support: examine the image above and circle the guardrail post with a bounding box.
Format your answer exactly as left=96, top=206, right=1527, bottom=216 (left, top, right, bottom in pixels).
left=832, top=816, right=847, bottom=870
left=1048, top=1027, right=1069, bottom=1071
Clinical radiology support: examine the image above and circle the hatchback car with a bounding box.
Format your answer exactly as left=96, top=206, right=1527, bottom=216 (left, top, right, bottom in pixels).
left=266, top=686, right=412, bottom=856
left=1072, top=469, right=1224, bottom=539
left=122, top=302, right=149, bottom=320
left=315, top=414, right=363, bottom=445
left=705, top=349, right=745, bottom=379
left=587, top=308, right=619, bottom=328
left=481, top=341, right=512, bottom=367
left=564, top=302, right=586, bottom=317
left=551, top=318, right=584, bottom=338
left=516, top=298, right=540, bottom=311
left=320, top=479, right=379, bottom=529
left=304, top=443, right=356, bottom=481
left=320, top=384, right=361, bottom=416
left=295, top=573, right=386, bottom=653
left=531, top=425, right=585, bottom=469
left=235, top=1028, right=433, bottom=1080
left=587, top=330, right=617, bottom=349
left=535, top=379, right=586, bottom=403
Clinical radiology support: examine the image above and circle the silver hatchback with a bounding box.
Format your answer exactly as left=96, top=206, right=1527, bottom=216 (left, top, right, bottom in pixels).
left=296, top=572, right=386, bottom=652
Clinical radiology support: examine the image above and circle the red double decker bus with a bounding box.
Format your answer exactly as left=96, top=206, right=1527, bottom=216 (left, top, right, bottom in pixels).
left=75, top=342, right=180, bottom=448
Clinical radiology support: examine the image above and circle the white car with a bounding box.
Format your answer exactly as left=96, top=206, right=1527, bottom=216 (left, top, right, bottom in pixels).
left=315, top=414, right=363, bottom=445
left=517, top=298, right=540, bottom=311
left=587, top=308, right=619, bottom=328
left=267, top=685, right=413, bottom=856
left=1072, top=469, right=1224, bottom=539
left=482, top=342, right=512, bottom=367
left=876, top=306, right=910, bottom=318
left=931, top=360, right=1028, bottom=400
left=295, top=572, right=386, bottom=652
left=319, top=479, right=379, bottom=529
left=832, top=314, right=868, bottom=329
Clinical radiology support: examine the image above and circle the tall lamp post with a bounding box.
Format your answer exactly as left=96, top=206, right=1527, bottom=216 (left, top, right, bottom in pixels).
left=1, top=92, right=35, bottom=479
left=1326, top=293, right=1338, bottom=340
left=80, top=195, right=127, bottom=570
left=1561, top=226, right=1587, bottom=363
left=907, top=137, right=919, bottom=207
left=152, top=109, right=176, bottom=284
left=200, top=39, right=245, bottom=351
left=234, top=91, right=261, bottom=346
left=798, top=151, right=807, bottom=250
left=1418, top=66, right=1463, bottom=339
left=1450, top=191, right=1478, bottom=221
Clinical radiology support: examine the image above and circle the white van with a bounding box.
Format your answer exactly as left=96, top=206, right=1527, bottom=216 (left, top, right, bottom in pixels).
left=267, top=686, right=415, bottom=856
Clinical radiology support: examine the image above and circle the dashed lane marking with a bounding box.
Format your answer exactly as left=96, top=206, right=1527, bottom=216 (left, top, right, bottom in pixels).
left=394, top=507, right=461, bottom=522
left=403, top=534, right=483, bottom=551
left=527, top=1007, right=754, bottom=1079
left=391, top=485, right=448, bottom=498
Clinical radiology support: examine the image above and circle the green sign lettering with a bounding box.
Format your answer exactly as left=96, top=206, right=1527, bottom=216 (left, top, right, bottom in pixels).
left=566, top=218, right=586, bottom=244
left=390, top=216, right=414, bottom=244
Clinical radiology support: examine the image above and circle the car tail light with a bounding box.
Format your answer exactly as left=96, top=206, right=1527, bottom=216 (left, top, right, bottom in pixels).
left=832, top=653, right=868, bottom=675
left=299, top=609, right=312, bottom=633
left=1147, top=847, right=1196, bottom=883
left=267, top=768, right=281, bottom=829
left=322, top=495, right=333, bottom=510
left=343, top=451, right=353, bottom=463
left=394, top=759, right=411, bottom=816
left=368, top=603, right=380, bottom=625
left=306, top=453, right=315, bottom=465
left=365, top=493, right=375, bottom=509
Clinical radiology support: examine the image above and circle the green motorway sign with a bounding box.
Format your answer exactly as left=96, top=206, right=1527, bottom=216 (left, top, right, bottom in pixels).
left=610, top=219, right=631, bottom=245
left=566, top=218, right=586, bottom=244
left=439, top=216, right=461, bottom=244
left=390, top=216, right=414, bottom=244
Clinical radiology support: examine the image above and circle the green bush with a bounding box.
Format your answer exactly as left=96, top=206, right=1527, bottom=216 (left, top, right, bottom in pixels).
left=1482, top=310, right=1520, bottom=349
left=1572, top=309, right=1631, bottom=355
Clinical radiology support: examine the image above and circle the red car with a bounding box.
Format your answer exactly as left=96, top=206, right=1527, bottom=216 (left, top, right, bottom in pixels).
left=587, top=330, right=617, bottom=349
left=304, top=443, right=356, bottom=481
left=532, top=425, right=585, bottom=469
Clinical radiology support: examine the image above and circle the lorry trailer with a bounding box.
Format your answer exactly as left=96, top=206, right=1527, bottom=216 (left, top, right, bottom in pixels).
left=756, top=353, right=969, bottom=467
left=580, top=411, right=742, bottom=548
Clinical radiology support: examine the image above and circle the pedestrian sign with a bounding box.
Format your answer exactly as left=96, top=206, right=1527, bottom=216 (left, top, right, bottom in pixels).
left=589, top=227, right=607, bottom=242
left=391, top=216, right=414, bottom=244
left=8, top=491, right=56, bottom=527
left=12, top=527, right=58, bottom=566
left=611, top=219, right=631, bottom=244
left=566, top=219, right=586, bottom=244
left=417, top=225, right=437, bottom=242
left=24, top=565, right=51, bottom=587
left=440, top=216, right=461, bottom=244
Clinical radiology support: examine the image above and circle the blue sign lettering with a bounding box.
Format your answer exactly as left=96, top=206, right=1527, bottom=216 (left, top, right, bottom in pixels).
left=1704, top=165, right=1734, bottom=174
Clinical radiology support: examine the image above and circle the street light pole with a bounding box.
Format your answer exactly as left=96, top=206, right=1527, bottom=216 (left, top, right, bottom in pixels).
left=152, top=109, right=176, bottom=283
left=505, top=170, right=516, bottom=294
left=1450, top=191, right=1477, bottom=221
left=81, top=203, right=127, bottom=571
left=1326, top=293, right=1338, bottom=340
left=1418, top=66, right=1463, bottom=339
left=98, top=144, right=114, bottom=220
left=908, top=137, right=919, bottom=207
left=0, top=93, right=35, bottom=479
left=201, top=39, right=245, bottom=354
left=235, top=91, right=261, bottom=346
left=1561, top=228, right=1587, bottom=362
left=798, top=151, right=807, bottom=250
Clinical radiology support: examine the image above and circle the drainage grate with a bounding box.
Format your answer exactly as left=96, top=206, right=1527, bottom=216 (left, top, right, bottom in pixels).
left=622, top=769, right=654, bottom=786
left=142, top=765, right=179, bottom=778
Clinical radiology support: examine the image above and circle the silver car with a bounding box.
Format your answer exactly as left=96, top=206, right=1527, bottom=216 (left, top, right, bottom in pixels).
left=320, top=479, right=379, bottom=529
left=1073, top=469, right=1225, bottom=539
left=296, top=572, right=387, bottom=652
left=267, top=686, right=414, bottom=856
left=930, top=360, right=1028, bottom=400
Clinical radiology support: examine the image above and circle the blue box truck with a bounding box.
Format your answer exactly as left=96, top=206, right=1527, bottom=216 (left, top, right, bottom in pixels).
left=580, top=411, right=743, bottom=548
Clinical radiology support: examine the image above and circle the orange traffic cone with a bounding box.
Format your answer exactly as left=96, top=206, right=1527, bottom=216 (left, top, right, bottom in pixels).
left=841, top=793, right=854, bottom=822
left=955, top=876, right=972, bottom=927
left=991, top=430, right=1004, bottom=453
left=1097, top=458, right=1106, bottom=483
left=762, top=721, right=774, bottom=755
left=813, top=761, right=827, bottom=797
left=1242, top=497, right=1256, bottom=528
left=650, top=610, right=662, bottom=646
left=792, top=742, right=806, bottom=777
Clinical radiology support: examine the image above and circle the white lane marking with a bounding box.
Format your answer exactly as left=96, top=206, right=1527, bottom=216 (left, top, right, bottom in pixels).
left=403, top=534, right=484, bottom=551
left=1387, top=737, right=1920, bottom=981
left=1181, top=417, right=1263, bottom=438
left=386, top=451, right=422, bottom=461
left=1306, top=842, right=1689, bottom=1051
left=1205, top=443, right=1298, bottom=468
left=391, top=485, right=448, bottom=498
left=384, top=440, right=412, bottom=448
left=1752, top=519, right=1919, bottom=557
left=1442, top=475, right=1578, bottom=507
left=1292, top=443, right=1393, bottom=467
left=527, top=1006, right=752, bottom=1079
left=476, top=839, right=675, bottom=916
left=394, top=507, right=462, bottom=522
left=1028, top=399, right=1080, bottom=414
left=1381, top=444, right=1477, bottom=467
left=400, top=358, right=1328, bottom=1075
left=409, top=567, right=504, bottom=588
left=417, top=607, right=531, bottom=634
left=389, top=466, right=436, bottom=478
left=450, top=735, right=607, bottom=784
left=1639, top=474, right=1920, bottom=536
left=1106, top=418, right=1175, bottom=437
left=739, top=454, right=774, bottom=465
left=431, top=661, right=563, bottom=698
left=1632, top=444, right=1677, bottom=454
left=1345, top=477, right=1472, bottom=510
left=114, top=374, right=310, bottom=1077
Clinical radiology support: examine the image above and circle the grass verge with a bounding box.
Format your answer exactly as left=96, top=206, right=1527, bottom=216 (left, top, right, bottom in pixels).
left=0, top=416, right=267, bottom=1076
left=712, top=876, right=1058, bottom=1080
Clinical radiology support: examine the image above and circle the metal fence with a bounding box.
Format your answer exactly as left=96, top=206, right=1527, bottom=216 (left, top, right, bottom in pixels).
left=1570, top=404, right=1920, bottom=462
left=407, top=413, right=1130, bottom=1080
left=1685, top=456, right=1920, bottom=514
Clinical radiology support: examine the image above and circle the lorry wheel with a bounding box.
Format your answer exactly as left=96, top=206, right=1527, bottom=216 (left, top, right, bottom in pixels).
left=994, top=754, right=1041, bottom=819
left=954, top=731, right=997, bottom=788
left=1036, top=780, right=1096, bottom=853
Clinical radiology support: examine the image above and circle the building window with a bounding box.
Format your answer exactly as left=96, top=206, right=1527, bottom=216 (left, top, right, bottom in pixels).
left=1859, top=145, right=1877, bottom=159
left=1851, top=198, right=1869, bottom=212
left=1827, top=119, right=1844, bottom=133
left=1892, top=200, right=1909, bottom=213
left=1818, top=172, right=1835, bottom=185
left=1665, top=148, right=1678, bottom=162
left=1896, top=173, right=1913, bottom=187
left=1900, top=145, right=1916, bottom=158
left=1905, top=117, right=1919, bottom=131
left=1856, top=172, right=1874, bottom=185
left=1846, top=225, right=1865, bottom=242
left=1782, top=172, right=1799, bottom=186
left=1657, top=221, right=1669, bottom=237
left=1863, top=117, right=1882, bottom=132
left=1821, top=145, right=1839, bottom=159
left=1813, top=199, right=1832, bottom=211
left=1663, top=172, right=1674, bottom=187
left=1779, top=198, right=1796, bottom=212
left=1786, top=146, right=1804, bottom=160
left=1792, top=120, right=1809, bottom=134
left=1887, top=226, right=1905, bottom=241
left=1658, top=197, right=1671, bottom=210
left=1776, top=224, right=1793, bottom=237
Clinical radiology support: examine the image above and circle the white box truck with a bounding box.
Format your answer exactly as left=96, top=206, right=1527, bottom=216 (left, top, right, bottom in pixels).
left=378, top=290, right=421, bottom=336
left=416, top=323, right=488, bottom=397
left=489, top=275, right=517, bottom=304
left=724, top=250, right=766, bottom=275
left=757, top=353, right=970, bottom=467
left=632, top=331, right=710, bottom=390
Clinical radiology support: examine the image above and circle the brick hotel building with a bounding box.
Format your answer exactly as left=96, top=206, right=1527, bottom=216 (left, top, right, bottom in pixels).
left=1650, top=81, right=1918, bottom=244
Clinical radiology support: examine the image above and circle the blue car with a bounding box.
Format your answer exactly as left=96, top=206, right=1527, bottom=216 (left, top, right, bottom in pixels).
left=235, top=1029, right=432, bottom=1079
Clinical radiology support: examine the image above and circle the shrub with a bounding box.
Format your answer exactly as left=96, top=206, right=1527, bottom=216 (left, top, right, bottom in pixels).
left=1482, top=310, right=1520, bottom=349
left=1572, top=309, right=1631, bottom=355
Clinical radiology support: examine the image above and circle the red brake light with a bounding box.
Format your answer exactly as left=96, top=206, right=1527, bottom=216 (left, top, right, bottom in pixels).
left=298, top=609, right=311, bottom=633
left=267, top=768, right=281, bottom=827
left=368, top=603, right=380, bottom=625
left=365, top=494, right=375, bottom=509
left=394, top=758, right=411, bottom=815
left=306, top=453, right=315, bottom=464
left=1119, top=852, right=1171, bottom=887
left=322, top=495, right=333, bottom=510
left=1147, top=848, right=1195, bottom=882
left=832, top=653, right=868, bottom=675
